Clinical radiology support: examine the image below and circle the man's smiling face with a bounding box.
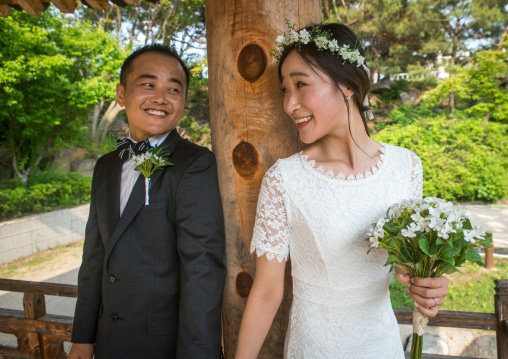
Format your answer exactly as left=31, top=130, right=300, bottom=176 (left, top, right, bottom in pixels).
left=116, top=51, right=188, bottom=142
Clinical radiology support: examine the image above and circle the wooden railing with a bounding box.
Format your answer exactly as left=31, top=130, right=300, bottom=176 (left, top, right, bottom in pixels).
left=0, top=278, right=507, bottom=358
left=0, top=279, right=77, bottom=359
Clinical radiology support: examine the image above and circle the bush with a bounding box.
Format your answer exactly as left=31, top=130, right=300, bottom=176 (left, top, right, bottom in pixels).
left=0, top=172, right=92, bottom=220
left=379, top=79, right=410, bottom=103
left=387, top=104, right=436, bottom=126
left=179, top=116, right=211, bottom=144
left=374, top=114, right=508, bottom=203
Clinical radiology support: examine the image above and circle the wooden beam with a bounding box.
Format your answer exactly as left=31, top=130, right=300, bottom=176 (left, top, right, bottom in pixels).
left=0, top=279, right=78, bottom=298
left=394, top=308, right=498, bottom=331
left=16, top=0, right=44, bottom=16
left=23, top=293, right=46, bottom=320
left=495, top=279, right=508, bottom=359
left=51, top=0, right=76, bottom=13
left=121, top=0, right=138, bottom=5
left=0, top=308, right=73, bottom=337
left=0, top=4, right=11, bottom=16
left=82, top=0, right=107, bottom=10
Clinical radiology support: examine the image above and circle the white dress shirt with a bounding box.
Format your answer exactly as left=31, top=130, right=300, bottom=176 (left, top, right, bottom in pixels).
left=119, top=132, right=171, bottom=216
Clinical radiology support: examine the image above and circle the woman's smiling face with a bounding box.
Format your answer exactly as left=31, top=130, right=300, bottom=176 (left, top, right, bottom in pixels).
left=280, top=50, right=350, bottom=144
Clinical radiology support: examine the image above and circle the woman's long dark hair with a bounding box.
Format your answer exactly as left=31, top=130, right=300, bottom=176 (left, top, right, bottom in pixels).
left=277, top=23, right=371, bottom=137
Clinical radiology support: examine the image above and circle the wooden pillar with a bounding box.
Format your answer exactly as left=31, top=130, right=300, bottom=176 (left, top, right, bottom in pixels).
left=23, top=292, right=45, bottom=359
left=485, top=231, right=495, bottom=270
left=205, top=1, right=321, bottom=357
left=494, top=279, right=508, bottom=358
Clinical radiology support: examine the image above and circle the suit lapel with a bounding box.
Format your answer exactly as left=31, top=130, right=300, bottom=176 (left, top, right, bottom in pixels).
left=105, top=131, right=183, bottom=261
left=100, top=154, right=122, bottom=244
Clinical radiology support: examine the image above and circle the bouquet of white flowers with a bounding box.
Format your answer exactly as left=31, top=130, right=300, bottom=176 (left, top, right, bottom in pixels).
left=366, top=197, right=492, bottom=359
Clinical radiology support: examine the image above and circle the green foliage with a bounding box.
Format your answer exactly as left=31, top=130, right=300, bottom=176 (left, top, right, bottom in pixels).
left=422, top=50, right=508, bottom=123
left=387, top=104, right=435, bottom=126
left=0, top=10, right=126, bottom=179
left=374, top=115, right=508, bottom=202
left=378, top=79, right=410, bottom=103
left=391, top=259, right=508, bottom=313
left=179, top=116, right=210, bottom=144
left=367, top=198, right=492, bottom=279
left=407, top=64, right=438, bottom=91
left=0, top=172, right=92, bottom=220
left=323, top=0, right=506, bottom=75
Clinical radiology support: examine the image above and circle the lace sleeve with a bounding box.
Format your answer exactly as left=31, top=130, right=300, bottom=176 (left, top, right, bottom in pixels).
left=409, top=151, right=423, bottom=199
left=250, top=164, right=290, bottom=263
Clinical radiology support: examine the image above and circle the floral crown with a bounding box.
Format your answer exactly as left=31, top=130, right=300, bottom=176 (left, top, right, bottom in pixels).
left=272, top=21, right=374, bottom=121
left=272, top=21, right=370, bottom=77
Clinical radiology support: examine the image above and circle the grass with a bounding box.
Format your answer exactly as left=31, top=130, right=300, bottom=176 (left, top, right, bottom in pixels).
left=0, top=241, right=83, bottom=280
left=390, top=257, right=508, bottom=313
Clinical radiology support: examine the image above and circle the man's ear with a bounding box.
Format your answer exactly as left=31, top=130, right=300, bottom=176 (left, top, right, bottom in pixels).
left=116, top=84, right=125, bottom=107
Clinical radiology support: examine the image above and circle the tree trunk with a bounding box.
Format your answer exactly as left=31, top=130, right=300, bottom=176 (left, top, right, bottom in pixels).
left=323, top=0, right=330, bottom=19
left=331, top=0, right=339, bottom=18
left=205, top=1, right=321, bottom=358
left=97, top=101, right=123, bottom=141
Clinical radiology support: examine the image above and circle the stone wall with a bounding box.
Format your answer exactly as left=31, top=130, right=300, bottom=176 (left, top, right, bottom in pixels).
left=0, top=204, right=89, bottom=265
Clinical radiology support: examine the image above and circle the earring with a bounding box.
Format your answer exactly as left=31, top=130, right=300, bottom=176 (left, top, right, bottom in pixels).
left=346, top=95, right=351, bottom=101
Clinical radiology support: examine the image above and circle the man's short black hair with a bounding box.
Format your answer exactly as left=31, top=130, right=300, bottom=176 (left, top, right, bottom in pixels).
left=120, top=44, right=191, bottom=97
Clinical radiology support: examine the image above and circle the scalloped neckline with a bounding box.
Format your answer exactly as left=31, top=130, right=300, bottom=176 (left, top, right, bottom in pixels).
left=298, top=143, right=388, bottom=181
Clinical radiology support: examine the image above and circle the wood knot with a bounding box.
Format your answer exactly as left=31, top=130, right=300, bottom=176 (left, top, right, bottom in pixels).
left=236, top=270, right=253, bottom=299
left=232, top=141, right=259, bottom=178
left=237, top=44, right=266, bottom=82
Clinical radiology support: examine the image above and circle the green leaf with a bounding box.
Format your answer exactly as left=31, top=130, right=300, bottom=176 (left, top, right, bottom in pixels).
left=418, top=238, right=431, bottom=255
left=402, top=216, right=412, bottom=227
left=479, top=239, right=493, bottom=248
left=386, top=254, right=399, bottom=264
left=441, top=244, right=462, bottom=258
left=414, top=252, right=425, bottom=264
left=463, top=218, right=473, bottom=230
left=436, top=237, right=446, bottom=245
left=441, top=257, right=455, bottom=266
left=465, top=248, right=482, bottom=261
left=443, top=266, right=458, bottom=275
left=429, top=242, right=439, bottom=255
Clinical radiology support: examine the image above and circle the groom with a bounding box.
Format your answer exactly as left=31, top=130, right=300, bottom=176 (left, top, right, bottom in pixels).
left=68, top=45, right=225, bottom=359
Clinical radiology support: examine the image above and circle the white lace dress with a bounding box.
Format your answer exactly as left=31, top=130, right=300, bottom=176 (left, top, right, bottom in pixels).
left=250, top=143, right=423, bottom=359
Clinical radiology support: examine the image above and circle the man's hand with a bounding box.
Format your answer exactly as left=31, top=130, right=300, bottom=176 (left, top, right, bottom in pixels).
left=68, top=343, right=94, bottom=359
left=396, top=273, right=449, bottom=318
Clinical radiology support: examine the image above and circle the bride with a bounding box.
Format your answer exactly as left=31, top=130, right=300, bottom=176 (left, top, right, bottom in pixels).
left=235, top=23, right=449, bottom=358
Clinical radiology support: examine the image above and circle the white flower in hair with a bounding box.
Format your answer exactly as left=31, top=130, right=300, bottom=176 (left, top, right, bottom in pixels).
left=299, top=29, right=311, bottom=44
left=314, top=36, right=329, bottom=49
left=329, top=39, right=339, bottom=51
left=287, top=30, right=299, bottom=45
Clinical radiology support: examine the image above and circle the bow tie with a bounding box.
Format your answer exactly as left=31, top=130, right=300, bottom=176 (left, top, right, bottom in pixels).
left=116, top=138, right=152, bottom=161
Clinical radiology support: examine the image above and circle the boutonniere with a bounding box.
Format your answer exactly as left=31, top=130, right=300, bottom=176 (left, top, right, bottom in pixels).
left=133, top=145, right=174, bottom=205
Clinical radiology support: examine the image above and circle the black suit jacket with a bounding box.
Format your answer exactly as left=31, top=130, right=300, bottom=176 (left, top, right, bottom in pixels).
left=71, top=131, right=226, bottom=359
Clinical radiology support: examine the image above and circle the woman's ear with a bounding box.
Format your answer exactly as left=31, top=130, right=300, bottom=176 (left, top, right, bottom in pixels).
left=339, top=84, right=354, bottom=99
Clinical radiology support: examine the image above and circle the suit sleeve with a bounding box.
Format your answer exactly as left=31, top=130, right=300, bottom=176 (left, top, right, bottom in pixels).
left=71, top=159, right=105, bottom=343
left=175, top=150, right=226, bottom=358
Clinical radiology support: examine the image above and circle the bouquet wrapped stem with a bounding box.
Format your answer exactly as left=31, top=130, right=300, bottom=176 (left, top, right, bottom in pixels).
left=366, top=197, right=492, bottom=359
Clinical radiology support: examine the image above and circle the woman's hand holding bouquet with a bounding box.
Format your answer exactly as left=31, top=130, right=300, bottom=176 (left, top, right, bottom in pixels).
left=366, top=197, right=493, bottom=359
